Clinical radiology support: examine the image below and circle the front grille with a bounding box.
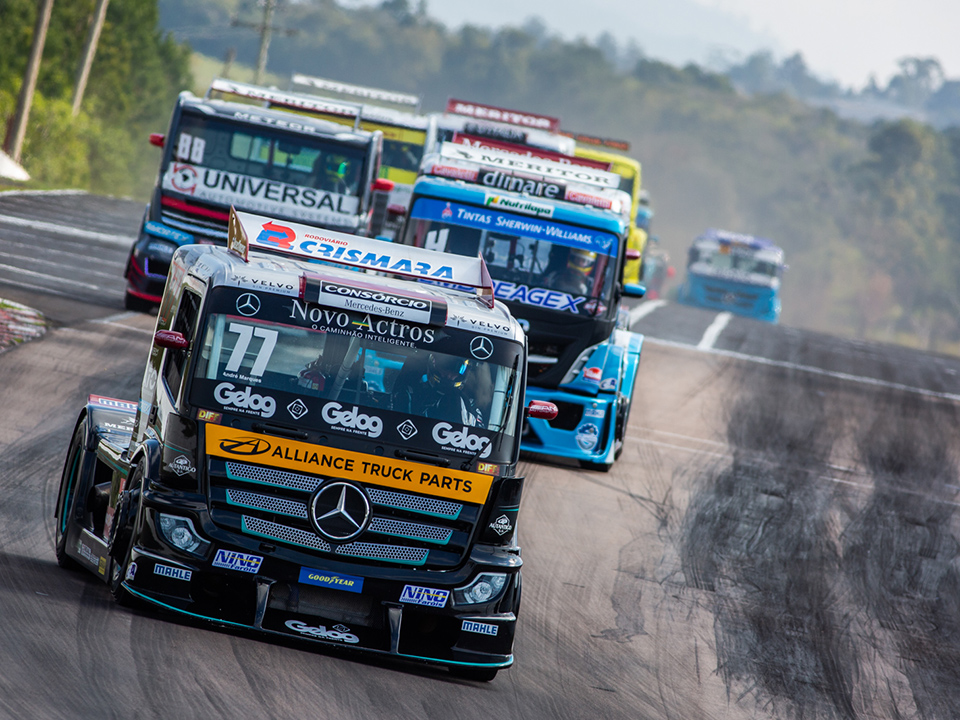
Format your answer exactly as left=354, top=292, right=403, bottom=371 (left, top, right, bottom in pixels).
left=211, top=460, right=479, bottom=569
left=160, top=209, right=228, bottom=240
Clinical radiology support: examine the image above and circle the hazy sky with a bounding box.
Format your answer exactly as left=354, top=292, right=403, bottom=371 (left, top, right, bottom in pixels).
left=343, top=0, right=957, bottom=90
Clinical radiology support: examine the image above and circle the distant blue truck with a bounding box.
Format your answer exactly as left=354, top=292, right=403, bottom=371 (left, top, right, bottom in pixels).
left=677, top=229, right=785, bottom=323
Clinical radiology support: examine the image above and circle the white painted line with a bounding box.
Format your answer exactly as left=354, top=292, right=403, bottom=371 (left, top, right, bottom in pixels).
left=0, top=249, right=118, bottom=279
left=697, top=312, right=732, bottom=350
left=0, top=262, right=110, bottom=291
left=0, top=213, right=133, bottom=247
left=628, top=299, right=667, bottom=327
left=94, top=320, right=153, bottom=335
left=0, top=189, right=85, bottom=197
left=93, top=311, right=139, bottom=324
left=644, top=336, right=960, bottom=403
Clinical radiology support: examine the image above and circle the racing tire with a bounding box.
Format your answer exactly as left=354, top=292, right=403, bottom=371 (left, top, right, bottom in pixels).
left=55, top=421, right=88, bottom=570
left=449, top=665, right=498, bottom=682
left=108, top=467, right=143, bottom=608
left=613, top=395, right=632, bottom=461
left=124, top=290, right=155, bottom=314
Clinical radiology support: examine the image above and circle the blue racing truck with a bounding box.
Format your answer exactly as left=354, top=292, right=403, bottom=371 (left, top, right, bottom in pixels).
left=676, top=229, right=785, bottom=323
left=400, top=141, right=646, bottom=470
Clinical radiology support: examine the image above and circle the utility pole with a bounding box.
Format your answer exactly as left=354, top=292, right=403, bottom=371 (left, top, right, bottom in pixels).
left=231, top=0, right=296, bottom=85
left=71, top=0, right=110, bottom=117
left=4, top=0, right=55, bottom=162
left=255, top=0, right=275, bottom=86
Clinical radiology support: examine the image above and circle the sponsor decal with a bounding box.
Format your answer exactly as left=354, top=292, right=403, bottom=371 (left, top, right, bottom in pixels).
left=452, top=132, right=610, bottom=170
left=463, top=121, right=527, bottom=145
left=488, top=514, right=512, bottom=536
left=411, top=198, right=615, bottom=256
left=429, top=164, right=479, bottom=182
left=212, top=549, right=263, bottom=574
left=284, top=619, right=360, bottom=644
left=154, top=564, right=192, bottom=581
left=98, top=557, right=107, bottom=576
left=313, top=280, right=435, bottom=325
left=236, top=293, right=261, bottom=317
left=462, top=620, right=499, bottom=636
left=477, top=462, right=499, bottom=475
left=439, top=142, right=619, bottom=189
left=447, top=313, right=516, bottom=338
left=432, top=422, right=491, bottom=459
left=167, top=455, right=196, bottom=476
left=161, top=164, right=361, bottom=226
left=143, top=221, right=193, bottom=244
left=484, top=194, right=555, bottom=219
left=205, top=424, right=493, bottom=504
left=493, top=281, right=585, bottom=313
left=584, top=407, right=605, bottom=419
left=288, top=301, right=437, bottom=349
left=599, top=378, right=617, bottom=392
left=89, top=395, right=138, bottom=412
left=576, top=423, right=600, bottom=452
left=479, top=169, right=564, bottom=200
left=125, top=562, right=138, bottom=581
left=229, top=273, right=298, bottom=297
left=445, top=99, right=560, bottom=132
left=469, top=336, right=494, bottom=360
left=287, top=399, right=309, bottom=420
left=322, top=402, right=383, bottom=438
left=77, top=541, right=101, bottom=568
left=214, top=382, right=276, bottom=418
left=299, top=568, right=364, bottom=593
left=564, top=188, right=615, bottom=210
left=400, top=585, right=450, bottom=608
left=396, top=419, right=418, bottom=441
left=292, top=74, right=420, bottom=106
left=257, top=221, right=297, bottom=250
left=583, top=367, right=603, bottom=382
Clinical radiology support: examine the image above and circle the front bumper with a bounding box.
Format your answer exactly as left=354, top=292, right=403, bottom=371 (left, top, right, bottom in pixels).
left=522, top=387, right=618, bottom=466
left=122, top=501, right=519, bottom=671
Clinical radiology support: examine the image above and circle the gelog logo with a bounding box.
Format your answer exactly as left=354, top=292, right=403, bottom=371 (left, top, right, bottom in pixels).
left=214, top=382, right=276, bottom=418
left=432, top=422, right=491, bottom=458
left=322, top=402, right=383, bottom=438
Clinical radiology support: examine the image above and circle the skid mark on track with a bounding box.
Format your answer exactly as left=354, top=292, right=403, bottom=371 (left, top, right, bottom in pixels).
left=843, top=393, right=960, bottom=720
left=677, top=359, right=960, bottom=719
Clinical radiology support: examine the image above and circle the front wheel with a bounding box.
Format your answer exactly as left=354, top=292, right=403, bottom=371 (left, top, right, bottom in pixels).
left=109, top=466, right=143, bottom=607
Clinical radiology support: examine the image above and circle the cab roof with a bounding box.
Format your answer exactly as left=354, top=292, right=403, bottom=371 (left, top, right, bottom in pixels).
left=176, top=243, right=525, bottom=344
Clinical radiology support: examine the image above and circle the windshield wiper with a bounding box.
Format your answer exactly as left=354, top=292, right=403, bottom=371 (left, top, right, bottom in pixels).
left=396, top=448, right=450, bottom=468
left=461, top=354, right=520, bottom=471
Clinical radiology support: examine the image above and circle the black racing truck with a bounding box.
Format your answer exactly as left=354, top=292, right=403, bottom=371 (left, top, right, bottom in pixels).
left=124, top=79, right=393, bottom=311
left=56, top=208, right=556, bottom=681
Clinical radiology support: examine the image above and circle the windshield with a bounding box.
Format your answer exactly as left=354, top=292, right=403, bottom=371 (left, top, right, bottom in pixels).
left=189, top=294, right=522, bottom=462
left=689, top=245, right=782, bottom=277
left=160, top=112, right=368, bottom=227
left=404, top=197, right=619, bottom=316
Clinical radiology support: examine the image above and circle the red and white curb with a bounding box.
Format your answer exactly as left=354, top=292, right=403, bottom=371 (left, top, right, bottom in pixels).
left=0, top=298, right=46, bottom=353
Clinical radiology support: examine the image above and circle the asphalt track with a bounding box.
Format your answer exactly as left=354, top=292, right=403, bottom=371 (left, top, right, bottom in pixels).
left=2, top=191, right=960, bottom=718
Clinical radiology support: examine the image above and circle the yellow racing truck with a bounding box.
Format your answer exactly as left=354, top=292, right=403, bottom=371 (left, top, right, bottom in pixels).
left=566, top=133, right=648, bottom=285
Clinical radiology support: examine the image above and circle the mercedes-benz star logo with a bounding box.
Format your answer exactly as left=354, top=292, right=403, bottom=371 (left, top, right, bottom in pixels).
left=310, top=482, right=370, bottom=542
left=470, top=336, right=494, bottom=360
left=236, top=293, right=261, bottom=316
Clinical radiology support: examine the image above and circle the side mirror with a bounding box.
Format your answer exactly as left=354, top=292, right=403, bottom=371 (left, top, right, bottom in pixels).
left=623, top=283, right=646, bottom=298
left=525, top=400, right=558, bottom=420
left=625, top=248, right=642, bottom=261
left=154, top=330, right=188, bottom=350
left=149, top=133, right=165, bottom=148
left=371, top=178, right=395, bottom=192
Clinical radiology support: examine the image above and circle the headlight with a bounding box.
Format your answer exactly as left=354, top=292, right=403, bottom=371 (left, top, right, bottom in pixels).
left=158, top=514, right=210, bottom=556
left=146, top=239, right=176, bottom=260
left=454, top=573, right=507, bottom=605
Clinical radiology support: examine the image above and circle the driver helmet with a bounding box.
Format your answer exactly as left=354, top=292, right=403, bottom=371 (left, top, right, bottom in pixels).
left=567, top=249, right=597, bottom=276
left=428, top=354, right=469, bottom=390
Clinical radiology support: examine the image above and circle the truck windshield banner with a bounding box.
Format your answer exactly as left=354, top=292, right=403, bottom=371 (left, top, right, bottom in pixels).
left=162, top=163, right=361, bottom=227
left=411, top=198, right=617, bottom=257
